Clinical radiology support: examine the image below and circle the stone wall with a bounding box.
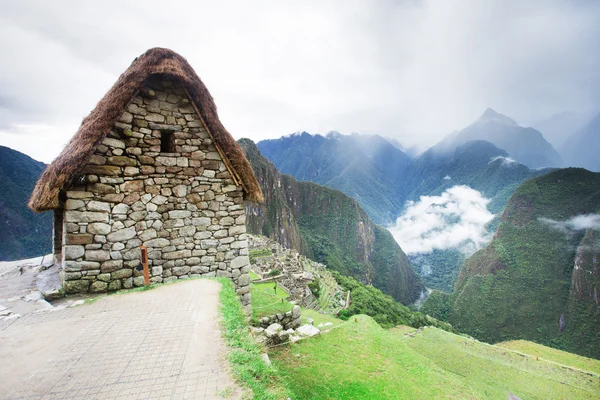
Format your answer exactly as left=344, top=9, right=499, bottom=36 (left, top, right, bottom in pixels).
left=257, top=305, right=302, bottom=331
left=59, top=75, right=251, bottom=309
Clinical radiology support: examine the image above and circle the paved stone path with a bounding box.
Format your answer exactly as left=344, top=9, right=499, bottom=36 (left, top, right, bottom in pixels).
left=0, top=280, right=241, bottom=400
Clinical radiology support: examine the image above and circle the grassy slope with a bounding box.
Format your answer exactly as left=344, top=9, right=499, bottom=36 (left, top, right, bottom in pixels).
left=270, top=315, right=600, bottom=400
left=498, top=340, right=600, bottom=375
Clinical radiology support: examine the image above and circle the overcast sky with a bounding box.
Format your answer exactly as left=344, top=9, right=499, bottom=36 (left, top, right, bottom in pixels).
left=0, top=0, right=599, bottom=162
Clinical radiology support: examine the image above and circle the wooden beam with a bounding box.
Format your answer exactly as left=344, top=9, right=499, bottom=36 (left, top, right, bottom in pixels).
left=140, top=246, right=150, bottom=286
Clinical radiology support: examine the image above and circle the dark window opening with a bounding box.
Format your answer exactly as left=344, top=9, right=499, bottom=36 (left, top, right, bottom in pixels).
left=160, top=131, right=175, bottom=153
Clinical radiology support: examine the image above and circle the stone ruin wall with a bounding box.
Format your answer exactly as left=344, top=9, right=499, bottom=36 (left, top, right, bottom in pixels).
left=59, top=75, right=251, bottom=309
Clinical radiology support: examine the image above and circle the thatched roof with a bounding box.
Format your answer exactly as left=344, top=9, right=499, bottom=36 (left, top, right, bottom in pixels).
left=29, top=47, right=263, bottom=212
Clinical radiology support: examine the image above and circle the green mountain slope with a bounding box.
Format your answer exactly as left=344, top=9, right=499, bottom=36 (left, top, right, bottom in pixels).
left=422, top=168, right=600, bottom=358
left=240, top=138, right=424, bottom=305
left=0, top=146, right=52, bottom=260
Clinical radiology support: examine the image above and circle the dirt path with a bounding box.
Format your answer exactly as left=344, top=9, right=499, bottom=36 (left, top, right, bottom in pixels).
left=0, top=279, right=242, bottom=400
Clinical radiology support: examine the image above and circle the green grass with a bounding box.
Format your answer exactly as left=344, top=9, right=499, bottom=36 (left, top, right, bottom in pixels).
left=498, top=340, right=600, bottom=375
left=270, top=314, right=600, bottom=399
left=300, top=308, right=344, bottom=328
left=216, top=278, right=289, bottom=399
left=249, top=270, right=261, bottom=280
left=250, top=282, right=293, bottom=321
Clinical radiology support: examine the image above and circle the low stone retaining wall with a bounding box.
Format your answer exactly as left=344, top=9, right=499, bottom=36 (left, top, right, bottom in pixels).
left=257, top=305, right=301, bottom=331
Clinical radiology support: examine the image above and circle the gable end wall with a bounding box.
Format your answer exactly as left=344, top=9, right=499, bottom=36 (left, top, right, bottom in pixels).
left=59, top=76, right=251, bottom=310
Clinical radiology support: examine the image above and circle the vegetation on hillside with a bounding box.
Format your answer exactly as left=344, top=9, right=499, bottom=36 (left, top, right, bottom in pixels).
left=0, top=146, right=52, bottom=260
left=423, top=168, right=600, bottom=359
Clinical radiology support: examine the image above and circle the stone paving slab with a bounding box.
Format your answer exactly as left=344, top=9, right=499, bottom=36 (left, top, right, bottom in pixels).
left=0, top=280, right=241, bottom=400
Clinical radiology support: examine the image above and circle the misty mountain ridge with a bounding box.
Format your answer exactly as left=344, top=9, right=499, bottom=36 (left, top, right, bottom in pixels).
left=561, top=112, right=600, bottom=172
left=533, top=110, right=593, bottom=150
left=435, top=108, right=563, bottom=169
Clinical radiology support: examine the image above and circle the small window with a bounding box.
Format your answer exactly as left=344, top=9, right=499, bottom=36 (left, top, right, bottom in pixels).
left=160, top=131, right=175, bottom=153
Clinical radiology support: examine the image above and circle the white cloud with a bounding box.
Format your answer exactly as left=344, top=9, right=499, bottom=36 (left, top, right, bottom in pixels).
left=539, top=214, right=600, bottom=233
left=489, top=156, right=518, bottom=166
left=388, top=186, right=495, bottom=255
left=0, top=1, right=598, bottom=162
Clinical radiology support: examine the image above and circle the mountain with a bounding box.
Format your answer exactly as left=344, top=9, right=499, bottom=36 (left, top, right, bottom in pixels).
left=240, top=138, right=424, bottom=305
left=436, top=108, right=563, bottom=169
left=533, top=111, right=592, bottom=150
left=258, top=131, right=556, bottom=292
left=561, top=112, right=600, bottom=172
left=422, top=168, right=600, bottom=358
left=0, top=146, right=52, bottom=260
left=257, top=132, right=411, bottom=225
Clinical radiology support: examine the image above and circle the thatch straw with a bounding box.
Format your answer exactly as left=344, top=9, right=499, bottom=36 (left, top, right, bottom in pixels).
left=29, top=47, right=263, bottom=212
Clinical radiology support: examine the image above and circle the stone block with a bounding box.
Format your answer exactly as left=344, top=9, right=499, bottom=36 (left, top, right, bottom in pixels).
left=66, top=234, right=93, bottom=245
left=65, top=211, right=109, bottom=223
left=65, top=199, right=85, bottom=210
left=64, top=280, right=90, bottom=293
left=111, top=269, right=133, bottom=279
left=90, top=281, right=108, bottom=292
left=64, top=245, right=85, bottom=260
left=87, top=201, right=111, bottom=212
left=107, top=227, right=136, bottom=242
left=85, top=250, right=111, bottom=261
left=101, top=260, right=123, bottom=273
left=87, top=222, right=111, bottom=235
left=231, top=256, right=250, bottom=270
left=163, top=250, right=191, bottom=260
left=229, top=225, right=246, bottom=236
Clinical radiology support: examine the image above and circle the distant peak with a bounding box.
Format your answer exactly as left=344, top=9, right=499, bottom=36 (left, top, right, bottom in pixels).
left=479, top=108, right=517, bottom=126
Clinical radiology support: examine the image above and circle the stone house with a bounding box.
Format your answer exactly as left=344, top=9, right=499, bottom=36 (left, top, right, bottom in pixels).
left=29, top=48, right=263, bottom=310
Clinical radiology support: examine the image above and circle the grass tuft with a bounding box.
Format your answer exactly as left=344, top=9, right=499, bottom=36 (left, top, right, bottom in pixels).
left=216, top=278, right=289, bottom=399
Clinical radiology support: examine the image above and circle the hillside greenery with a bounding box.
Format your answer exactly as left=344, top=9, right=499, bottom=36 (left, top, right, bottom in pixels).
left=422, top=168, right=600, bottom=359
left=0, top=146, right=52, bottom=261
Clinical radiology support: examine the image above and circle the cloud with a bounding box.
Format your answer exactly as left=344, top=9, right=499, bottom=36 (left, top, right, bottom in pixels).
left=489, top=156, right=518, bottom=166
left=539, top=214, right=600, bottom=233
left=1, top=1, right=600, bottom=161
left=388, top=186, right=495, bottom=255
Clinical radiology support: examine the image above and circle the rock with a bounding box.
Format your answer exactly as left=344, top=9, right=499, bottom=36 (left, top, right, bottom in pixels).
left=24, top=291, right=43, bottom=302
left=292, top=305, right=301, bottom=318
left=261, top=353, right=272, bottom=366
left=297, top=324, right=320, bottom=337
left=265, top=323, right=283, bottom=338
left=65, top=211, right=109, bottom=223
left=107, top=227, right=136, bottom=242
left=90, top=281, right=108, bottom=292
left=43, top=289, right=65, bottom=301
left=64, top=245, right=85, bottom=260
left=87, top=222, right=111, bottom=235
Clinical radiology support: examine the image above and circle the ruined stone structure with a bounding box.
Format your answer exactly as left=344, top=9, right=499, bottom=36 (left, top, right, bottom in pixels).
left=29, top=48, right=263, bottom=311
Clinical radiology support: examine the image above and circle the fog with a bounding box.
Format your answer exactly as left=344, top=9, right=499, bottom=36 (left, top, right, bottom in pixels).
left=388, top=186, right=495, bottom=255
left=0, top=1, right=599, bottom=162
